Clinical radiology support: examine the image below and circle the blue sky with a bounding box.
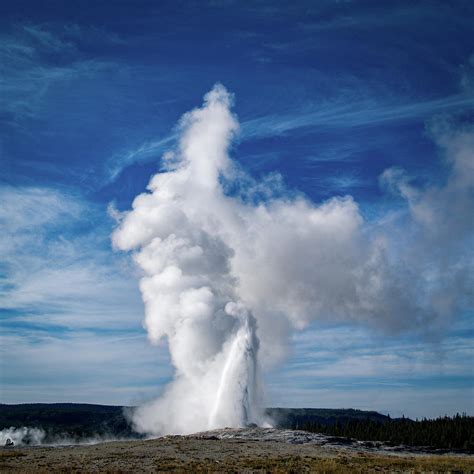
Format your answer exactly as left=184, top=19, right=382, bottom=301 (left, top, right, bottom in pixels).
left=1, top=0, right=473, bottom=418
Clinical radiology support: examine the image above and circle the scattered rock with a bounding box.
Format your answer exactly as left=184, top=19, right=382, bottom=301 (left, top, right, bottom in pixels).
left=4, top=438, right=14, bottom=448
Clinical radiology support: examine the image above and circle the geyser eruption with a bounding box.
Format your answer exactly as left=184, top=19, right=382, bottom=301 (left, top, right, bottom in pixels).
left=113, top=84, right=473, bottom=435
left=113, top=85, right=266, bottom=434
left=209, top=303, right=260, bottom=430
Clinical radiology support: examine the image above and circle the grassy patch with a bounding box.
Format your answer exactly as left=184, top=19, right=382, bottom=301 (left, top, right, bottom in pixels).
left=154, top=454, right=474, bottom=473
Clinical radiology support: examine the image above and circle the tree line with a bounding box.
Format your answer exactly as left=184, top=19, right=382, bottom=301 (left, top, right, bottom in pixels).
left=292, top=413, right=474, bottom=451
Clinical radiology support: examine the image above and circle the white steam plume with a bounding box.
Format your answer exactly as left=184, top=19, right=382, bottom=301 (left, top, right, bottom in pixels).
left=113, top=85, right=473, bottom=435
left=0, top=427, right=45, bottom=446
left=0, top=427, right=131, bottom=446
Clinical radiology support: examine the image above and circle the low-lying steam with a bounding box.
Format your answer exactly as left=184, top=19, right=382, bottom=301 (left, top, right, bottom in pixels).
left=0, top=427, right=45, bottom=447
left=113, top=85, right=473, bottom=435
left=0, top=427, right=126, bottom=447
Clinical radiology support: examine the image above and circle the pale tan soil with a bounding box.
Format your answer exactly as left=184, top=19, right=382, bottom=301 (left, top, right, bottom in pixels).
left=1, top=436, right=473, bottom=473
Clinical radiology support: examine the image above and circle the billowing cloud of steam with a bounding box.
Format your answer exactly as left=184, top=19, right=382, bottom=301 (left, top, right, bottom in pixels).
left=0, top=427, right=46, bottom=447
left=112, top=84, right=473, bottom=435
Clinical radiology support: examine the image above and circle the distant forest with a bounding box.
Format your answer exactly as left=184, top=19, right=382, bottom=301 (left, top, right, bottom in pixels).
left=0, top=404, right=138, bottom=443
left=281, top=413, right=474, bottom=451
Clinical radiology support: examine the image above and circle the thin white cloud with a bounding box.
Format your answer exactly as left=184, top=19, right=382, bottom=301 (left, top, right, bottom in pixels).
left=105, top=134, right=177, bottom=183
left=241, top=94, right=474, bottom=140
left=0, top=331, right=171, bottom=405
left=0, top=185, right=160, bottom=404
left=0, top=186, right=142, bottom=330
left=301, top=174, right=369, bottom=194
left=266, top=385, right=473, bottom=419
left=103, top=91, right=474, bottom=184
left=0, top=24, right=117, bottom=126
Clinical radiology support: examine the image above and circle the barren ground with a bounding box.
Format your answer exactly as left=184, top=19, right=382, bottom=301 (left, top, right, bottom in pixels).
left=1, top=428, right=473, bottom=473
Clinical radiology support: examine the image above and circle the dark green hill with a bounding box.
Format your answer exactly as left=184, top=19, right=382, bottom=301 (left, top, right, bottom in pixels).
left=267, top=407, right=389, bottom=429
left=0, top=403, right=137, bottom=442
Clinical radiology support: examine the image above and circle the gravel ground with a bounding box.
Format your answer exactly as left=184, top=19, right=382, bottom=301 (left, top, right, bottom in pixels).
left=1, top=428, right=473, bottom=473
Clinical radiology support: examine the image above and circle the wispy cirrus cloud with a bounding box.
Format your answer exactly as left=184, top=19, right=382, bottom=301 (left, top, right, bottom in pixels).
left=0, top=24, right=119, bottom=127
left=105, top=134, right=177, bottom=184
left=103, top=91, right=474, bottom=184
left=0, top=330, right=171, bottom=404
left=266, top=384, right=473, bottom=419
left=0, top=186, right=141, bottom=330
left=0, top=184, right=164, bottom=404
left=241, top=93, right=474, bottom=140
left=301, top=174, right=369, bottom=195
left=266, top=323, right=474, bottom=418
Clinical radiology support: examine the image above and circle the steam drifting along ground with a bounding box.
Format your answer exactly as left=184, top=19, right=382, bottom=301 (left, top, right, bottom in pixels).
left=112, top=84, right=473, bottom=436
